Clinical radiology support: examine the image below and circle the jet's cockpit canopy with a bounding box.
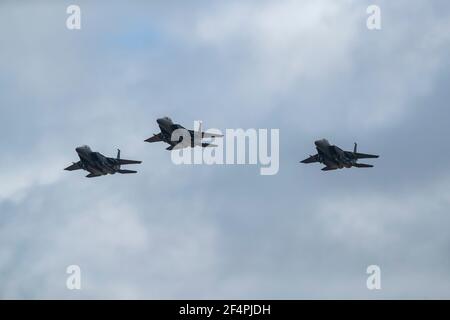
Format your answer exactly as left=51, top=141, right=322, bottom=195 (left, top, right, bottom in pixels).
left=76, top=145, right=92, bottom=153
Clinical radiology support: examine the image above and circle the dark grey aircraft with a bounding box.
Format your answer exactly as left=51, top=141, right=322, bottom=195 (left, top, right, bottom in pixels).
left=145, top=117, right=223, bottom=150
left=301, top=139, right=379, bottom=171
left=64, top=145, right=142, bottom=178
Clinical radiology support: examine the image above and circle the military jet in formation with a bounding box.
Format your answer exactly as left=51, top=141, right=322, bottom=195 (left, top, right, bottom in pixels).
left=65, top=117, right=223, bottom=178
left=144, top=117, right=223, bottom=150
left=64, top=145, right=142, bottom=178
left=301, top=139, right=379, bottom=171
left=65, top=117, right=380, bottom=178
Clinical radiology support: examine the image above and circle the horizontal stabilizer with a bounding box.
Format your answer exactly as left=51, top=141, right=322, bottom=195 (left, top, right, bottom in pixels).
left=353, top=152, right=379, bottom=159
left=202, top=143, right=217, bottom=148
left=118, top=169, right=137, bottom=174
left=353, top=163, right=374, bottom=168
left=189, top=130, right=223, bottom=138
left=202, top=132, right=223, bottom=138
left=117, top=159, right=142, bottom=165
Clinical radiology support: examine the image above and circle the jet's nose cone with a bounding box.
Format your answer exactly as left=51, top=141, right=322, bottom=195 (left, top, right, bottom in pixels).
left=315, top=139, right=328, bottom=147
left=76, top=145, right=89, bottom=153
left=157, top=117, right=172, bottom=125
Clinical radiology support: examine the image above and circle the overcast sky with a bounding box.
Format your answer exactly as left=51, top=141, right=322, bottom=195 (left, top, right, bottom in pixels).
left=1, top=0, right=450, bottom=299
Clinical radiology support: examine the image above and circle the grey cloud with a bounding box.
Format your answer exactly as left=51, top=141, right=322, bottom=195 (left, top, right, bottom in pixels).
left=1, top=0, right=450, bottom=298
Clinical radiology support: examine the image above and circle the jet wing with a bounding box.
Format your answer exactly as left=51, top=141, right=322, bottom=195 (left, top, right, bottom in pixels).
left=145, top=133, right=163, bottom=143
left=189, top=130, right=223, bottom=138
left=346, top=151, right=379, bottom=159
left=300, top=154, right=320, bottom=164
left=64, top=162, right=83, bottom=171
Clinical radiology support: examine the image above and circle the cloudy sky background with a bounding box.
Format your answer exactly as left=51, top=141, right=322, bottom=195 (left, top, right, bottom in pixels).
left=1, top=0, right=450, bottom=298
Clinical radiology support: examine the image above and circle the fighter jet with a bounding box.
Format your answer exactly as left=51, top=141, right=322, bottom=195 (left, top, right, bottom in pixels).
left=301, top=139, right=379, bottom=171
left=64, top=145, right=142, bottom=178
left=145, top=117, right=223, bottom=150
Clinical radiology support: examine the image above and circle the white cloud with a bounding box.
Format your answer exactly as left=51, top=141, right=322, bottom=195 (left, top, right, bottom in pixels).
left=186, top=0, right=450, bottom=132
left=315, top=174, right=450, bottom=260
left=193, top=0, right=358, bottom=104
left=0, top=156, right=65, bottom=202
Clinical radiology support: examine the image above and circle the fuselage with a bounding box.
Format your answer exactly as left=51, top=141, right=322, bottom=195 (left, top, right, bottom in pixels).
left=76, top=145, right=118, bottom=175
left=157, top=117, right=191, bottom=147
left=314, top=139, right=354, bottom=169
